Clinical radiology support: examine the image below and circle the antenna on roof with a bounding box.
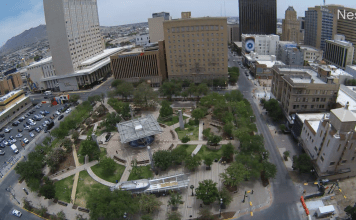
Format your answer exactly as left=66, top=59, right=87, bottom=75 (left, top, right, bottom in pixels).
left=224, top=1, right=226, bottom=17
left=324, top=0, right=325, bottom=5
left=221, top=4, right=222, bottom=17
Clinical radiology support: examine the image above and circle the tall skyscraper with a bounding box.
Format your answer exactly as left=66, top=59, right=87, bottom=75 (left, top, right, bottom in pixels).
left=238, top=0, right=277, bottom=41
left=304, top=6, right=337, bottom=51
left=282, top=6, right=303, bottom=44
left=43, top=0, right=104, bottom=76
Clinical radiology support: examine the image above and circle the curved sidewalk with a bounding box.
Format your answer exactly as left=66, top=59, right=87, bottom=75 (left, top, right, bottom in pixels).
left=86, top=167, right=116, bottom=187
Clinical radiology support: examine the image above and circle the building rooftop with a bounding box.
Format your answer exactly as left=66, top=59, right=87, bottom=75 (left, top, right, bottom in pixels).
left=331, top=108, right=356, bottom=122
left=326, top=39, right=353, bottom=47
left=27, top=57, right=52, bottom=68
left=347, top=65, right=356, bottom=71
left=299, top=45, right=319, bottom=52
left=278, top=67, right=325, bottom=84
left=81, top=47, right=131, bottom=66
left=296, top=113, right=327, bottom=123
left=256, top=60, right=285, bottom=68
left=0, top=90, right=22, bottom=102
left=0, top=96, right=28, bottom=117
left=307, top=120, right=320, bottom=134
left=337, top=85, right=356, bottom=111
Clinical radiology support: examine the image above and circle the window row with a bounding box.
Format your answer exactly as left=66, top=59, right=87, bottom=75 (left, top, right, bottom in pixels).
left=168, top=25, right=224, bottom=33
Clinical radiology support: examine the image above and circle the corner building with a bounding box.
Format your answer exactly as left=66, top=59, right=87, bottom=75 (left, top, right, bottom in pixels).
left=163, top=14, right=228, bottom=83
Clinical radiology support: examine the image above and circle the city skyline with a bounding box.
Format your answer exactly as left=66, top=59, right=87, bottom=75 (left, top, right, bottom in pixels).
left=0, top=0, right=356, bottom=47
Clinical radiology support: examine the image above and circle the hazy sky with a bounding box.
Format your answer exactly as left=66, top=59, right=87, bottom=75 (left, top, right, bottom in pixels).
left=0, top=0, right=356, bottom=47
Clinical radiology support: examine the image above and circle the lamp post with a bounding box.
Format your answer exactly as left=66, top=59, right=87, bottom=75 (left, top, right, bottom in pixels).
left=190, top=185, right=194, bottom=196
left=219, top=198, right=223, bottom=218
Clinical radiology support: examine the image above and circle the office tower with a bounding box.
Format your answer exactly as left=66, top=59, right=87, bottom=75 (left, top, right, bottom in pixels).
left=227, top=22, right=239, bottom=44
left=304, top=6, right=337, bottom=51
left=324, top=35, right=354, bottom=69
left=324, top=5, right=356, bottom=62
left=163, top=13, right=228, bottom=82
left=282, top=6, right=303, bottom=44
left=238, top=0, right=277, bottom=41
left=149, top=12, right=171, bottom=43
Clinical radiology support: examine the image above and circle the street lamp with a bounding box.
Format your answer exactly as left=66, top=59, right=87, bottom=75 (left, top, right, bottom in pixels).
left=219, top=198, right=223, bottom=218
left=190, top=185, right=194, bottom=196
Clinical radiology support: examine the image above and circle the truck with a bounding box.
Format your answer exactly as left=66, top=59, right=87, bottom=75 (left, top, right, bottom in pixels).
left=10, top=144, right=19, bottom=154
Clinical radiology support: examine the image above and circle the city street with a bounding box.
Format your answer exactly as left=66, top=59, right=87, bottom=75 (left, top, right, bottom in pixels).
left=227, top=50, right=302, bottom=220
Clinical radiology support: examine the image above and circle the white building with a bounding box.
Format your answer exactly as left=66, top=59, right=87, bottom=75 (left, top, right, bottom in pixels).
left=136, top=34, right=150, bottom=46
left=40, top=0, right=120, bottom=91
left=300, top=106, right=356, bottom=179
left=241, top=34, right=279, bottom=56
left=299, top=45, right=323, bottom=62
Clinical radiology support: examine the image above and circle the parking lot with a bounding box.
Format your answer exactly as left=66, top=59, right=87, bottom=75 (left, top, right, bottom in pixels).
left=0, top=102, right=71, bottom=166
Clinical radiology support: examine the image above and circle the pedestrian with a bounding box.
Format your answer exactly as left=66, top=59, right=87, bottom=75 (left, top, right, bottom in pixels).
left=116, top=150, right=118, bottom=154
left=275, top=131, right=277, bottom=134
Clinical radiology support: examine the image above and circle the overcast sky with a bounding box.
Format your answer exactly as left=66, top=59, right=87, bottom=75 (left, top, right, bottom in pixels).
left=0, top=0, right=356, bottom=47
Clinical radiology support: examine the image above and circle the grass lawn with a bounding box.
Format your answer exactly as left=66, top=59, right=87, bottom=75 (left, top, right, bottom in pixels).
left=127, top=165, right=154, bottom=181
left=161, top=116, right=188, bottom=126
left=78, top=144, right=107, bottom=165
left=175, top=123, right=199, bottom=140
left=175, top=144, right=197, bottom=155
left=91, top=158, right=125, bottom=183
left=196, top=145, right=224, bottom=160
left=54, top=174, right=74, bottom=203
left=75, top=170, right=109, bottom=207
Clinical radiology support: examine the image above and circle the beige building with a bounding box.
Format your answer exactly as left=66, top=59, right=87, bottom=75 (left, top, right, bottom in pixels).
left=0, top=72, right=24, bottom=95
left=227, top=22, right=239, bottom=44
left=271, top=65, right=340, bottom=121
left=148, top=12, right=171, bottom=43
left=282, top=6, right=303, bottom=44
left=300, top=107, right=356, bottom=179
left=300, top=45, right=324, bottom=63
left=163, top=13, right=228, bottom=82
left=0, top=90, right=31, bottom=127
left=110, top=41, right=167, bottom=87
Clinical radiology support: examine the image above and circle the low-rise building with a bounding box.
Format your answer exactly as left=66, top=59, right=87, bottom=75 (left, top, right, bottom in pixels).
left=110, top=41, right=167, bottom=87
left=300, top=107, right=356, bottom=179
left=0, top=90, right=31, bottom=127
left=0, top=72, right=23, bottom=95
left=271, top=65, right=340, bottom=123
left=136, top=34, right=150, bottom=46
left=277, top=41, right=304, bottom=66
left=241, top=34, right=280, bottom=55
left=299, top=45, right=323, bottom=63
left=324, top=35, right=354, bottom=69
left=244, top=52, right=285, bottom=79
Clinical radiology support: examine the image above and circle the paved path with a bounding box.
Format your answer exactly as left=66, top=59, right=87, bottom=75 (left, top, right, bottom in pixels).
left=70, top=143, right=80, bottom=204
left=191, top=144, right=202, bottom=156
left=185, top=140, right=231, bottom=145
left=86, top=167, right=116, bottom=187
left=78, top=135, right=87, bottom=140
left=50, top=161, right=98, bottom=181
left=103, top=97, right=116, bottom=113
left=198, top=120, right=203, bottom=141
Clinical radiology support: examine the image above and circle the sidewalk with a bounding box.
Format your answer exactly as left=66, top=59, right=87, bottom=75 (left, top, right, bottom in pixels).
left=50, top=161, right=98, bottom=181
left=103, top=97, right=116, bottom=113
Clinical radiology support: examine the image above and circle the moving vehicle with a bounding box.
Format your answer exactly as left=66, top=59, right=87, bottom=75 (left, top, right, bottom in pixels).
left=12, top=209, right=22, bottom=217
left=10, top=144, right=19, bottom=154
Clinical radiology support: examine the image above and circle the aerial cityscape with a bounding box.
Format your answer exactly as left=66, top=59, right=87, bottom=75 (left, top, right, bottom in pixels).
left=0, top=0, right=356, bottom=219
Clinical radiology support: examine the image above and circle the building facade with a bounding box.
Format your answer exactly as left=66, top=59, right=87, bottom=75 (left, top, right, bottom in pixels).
left=136, top=34, right=150, bottom=46
left=227, top=22, right=239, bottom=44
left=241, top=34, right=279, bottom=55
left=271, top=65, right=340, bottom=120
left=282, top=6, right=303, bottom=44
left=345, top=66, right=356, bottom=78
left=148, top=12, right=171, bottom=43
left=304, top=6, right=337, bottom=51
left=238, top=0, right=277, bottom=41
left=0, top=90, right=31, bottom=127
left=110, top=41, right=167, bottom=87
left=277, top=41, right=304, bottom=66
left=324, top=38, right=354, bottom=69
left=300, top=107, right=356, bottom=178
left=163, top=14, right=228, bottom=82
left=300, top=45, right=324, bottom=62
left=243, top=52, right=285, bottom=79
left=0, top=72, right=24, bottom=95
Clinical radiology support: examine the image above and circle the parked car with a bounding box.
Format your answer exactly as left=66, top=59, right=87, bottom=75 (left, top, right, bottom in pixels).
left=65, top=108, right=72, bottom=114
left=35, top=128, right=40, bottom=133
left=15, top=133, right=23, bottom=138
left=0, top=143, right=5, bottom=148
left=29, top=128, right=35, bottom=132
left=42, top=122, right=47, bottom=127
left=58, top=115, right=64, bottom=120
left=12, top=209, right=22, bottom=217
left=18, top=128, right=23, bottom=132
left=12, top=121, right=20, bottom=126
left=44, top=110, right=50, bottom=115
left=29, top=132, right=35, bottom=138
left=24, top=126, right=31, bottom=130
left=0, top=150, right=4, bottom=155
left=4, top=127, right=12, bottom=133
left=23, top=138, right=29, bottom=144
left=18, top=117, right=24, bottom=122
left=0, top=133, right=4, bottom=138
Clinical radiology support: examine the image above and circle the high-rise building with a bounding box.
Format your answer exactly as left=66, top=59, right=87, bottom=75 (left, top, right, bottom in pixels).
left=282, top=6, right=303, bottom=44
left=227, top=22, right=239, bottom=44
left=324, top=35, right=354, bottom=69
left=41, top=0, right=120, bottom=91
left=323, top=5, right=356, bottom=62
left=148, top=12, right=171, bottom=43
left=163, top=13, right=228, bottom=82
left=304, top=6, right=337, bottom=51
left=238, top=0, right=277, bottom=41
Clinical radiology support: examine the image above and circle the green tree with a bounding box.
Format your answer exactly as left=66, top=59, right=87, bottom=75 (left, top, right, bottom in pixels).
left=72, top=131, right=80, bottom=142
left=208, top=134, right=222, bottom=146
left=219, top=187, right=233, bottom=206
left=292, top=154, right=313, bottom=173
left=56, top=211, right=66, bottom=220
left=116, top=82, right=134, bottom=100
left=222, top=143, right=234, bottom=161
left=223, top=122, right=234, bottom=137
left=38, top=205, right=48, bottom=217
left=167, top=211, right=182, bottom=220
left=263, top=99, right=284, bottom=121
left=168, top=191, right=183, bottom=208
left=107, top=90, right=117, bottom=98
left=160, top=100, right=173, bottom=118
left=181, top=91, right=189, bottom=101
left=111, top=79, right=123, bottom=87
left=181, top=136, right=190, bottom=143
left=40, top=181, right=56, bottom=199
left=198, top=208, right=214, bottom=220
left=184, top=154, right=202, bottom=171
left=187, top=83, right=197, bottom=97
left=229, top=74, right=238, bottom=84
left=195, top=179, right=219, bottom=205
left=171, top=146, right=187, bottom=165
left=204, top=155, right=213, bottom=168
left=45, top=147, right=66, bottom=172
left=262, top=161, right=277, bottom=179
left=191, top=108, right=207, bottom=122
left=159, top=81, right=182, bottom=100
left=100, top=157, right=117, bottom=176
left=80, top=140, right=100, bottom=161
left=236, top=153, right=263, bottom=179
left=202, top=128, right=211, bottom=139
left=86, top=188, right=139, bottom=220
left=69, top=94, right=80, bottom=103
left=220, top=162, right=249, bottom=187
left=138, top=193, right=163, bottom=214
left=195, top=83, right=209, bottom=99
left=141, top=214, right=153, bottom=220
left=134, top=82, right=158, bottom=108
left=101, top=112, right=122, bottom=132
left=153, top=150, right=172, bottom=171
left=63, top=138, right=73, bottom=153
left=345, top=203, right=356, bottom=220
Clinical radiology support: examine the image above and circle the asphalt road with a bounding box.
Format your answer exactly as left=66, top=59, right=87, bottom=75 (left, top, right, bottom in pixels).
left=227, top=51, right=301, bottom=220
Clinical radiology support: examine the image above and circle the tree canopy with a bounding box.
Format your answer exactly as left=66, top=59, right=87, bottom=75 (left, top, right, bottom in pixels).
left=195, top=179, right=219, bottom=205
left=153, top=150, right=172, bottom=171
left=133, top=82, right=158, bottom=108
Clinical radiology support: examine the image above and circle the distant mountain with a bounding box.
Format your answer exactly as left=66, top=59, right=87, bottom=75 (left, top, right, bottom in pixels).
left=0, top=25, right=48, bottom=55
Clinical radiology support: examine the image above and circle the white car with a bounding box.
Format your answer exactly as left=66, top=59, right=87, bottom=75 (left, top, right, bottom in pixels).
left=23, top=138, right=29, bottom=144
left=24, top=126, right=31, bottom=130
left=11, top=139, right=17, bottom=143
left=65, top=108, right=72, bottom=114
left=4, top=127, right=12, bottom=133
left=15, top=133, right=23, bottom=138
left=12, top=209, right=22, bottom=217
left=55, top=111, right=61, bottom=115
left=29, top=132, right=35, bottom=138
